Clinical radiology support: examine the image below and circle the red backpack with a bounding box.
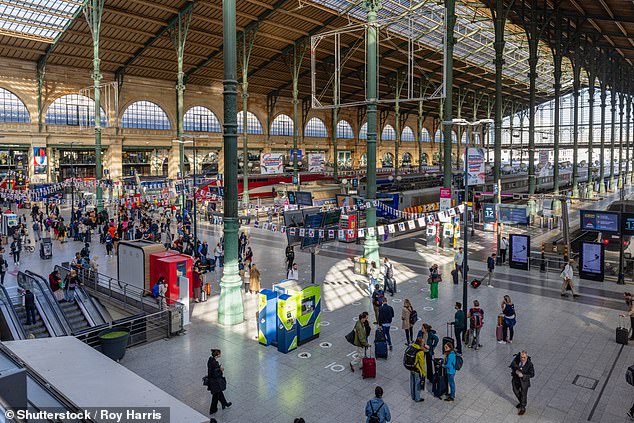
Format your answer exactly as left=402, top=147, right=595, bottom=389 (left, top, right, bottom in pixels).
left=470, top=307, right=484, bottom=329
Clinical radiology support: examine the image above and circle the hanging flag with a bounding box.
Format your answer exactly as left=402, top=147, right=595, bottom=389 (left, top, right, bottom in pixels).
left=290, top=228, right=296, bottom=235
left=358, top=228, right=365, bottom=238
left=387, top=224, right=395, bottom=234
left=377, top=226, right=385, bottom=236
left=418, top=217, right=426, bottom=228
left=328, top=230, right=335, bottom=239
left=338, top=229, right=344, bottom=239
left=299, top=228, right=305, bottom=236
left=398, top=222, right=406, bottom=232
left=368, top=227, right=376, bottom=237
left=319, top=229, right=324, bottom=238
left=408, top=220, right=416, bottom=230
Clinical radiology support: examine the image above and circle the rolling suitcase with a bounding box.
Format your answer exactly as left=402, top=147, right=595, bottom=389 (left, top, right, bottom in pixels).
left=375, top=328, right=388, bottom=359
left=362, top=349, right=376, bottom=379
left=443, top=322, right=455, bottom=350
left=617, top=316, right=629, bottom=345
left=451, top=269, right=459, bottom=285
left=470, top=278, right=482, bottom=289
left=431, top=358, right=447, bottom=397
left=200, top=289, right=208, bottom=302
left=496, top=314, right=504, bottom=342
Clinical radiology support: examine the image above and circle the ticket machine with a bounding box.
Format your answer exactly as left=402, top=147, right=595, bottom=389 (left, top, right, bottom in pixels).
left=258, top=289, right=278, bottom=346
left=276, top=293, right=299, bottom=354
left=297, top=285, right=321, bottom=345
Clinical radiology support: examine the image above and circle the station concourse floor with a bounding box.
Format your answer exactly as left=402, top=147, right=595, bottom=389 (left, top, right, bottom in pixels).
left=2, top=204, right=634, bottom=423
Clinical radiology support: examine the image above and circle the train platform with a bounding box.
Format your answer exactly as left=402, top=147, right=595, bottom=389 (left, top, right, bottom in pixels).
left=3, top=207, right=634, bottom=423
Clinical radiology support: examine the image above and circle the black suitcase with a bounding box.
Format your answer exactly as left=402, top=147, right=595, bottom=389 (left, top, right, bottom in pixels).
left=451, top=269, right=459, bottom=285
left=443, top=322, right=455, bottom=350
left=471, top=278, right=482, bottom=289
left=617, top=317, right=629, bottom=345
left=431, top=358, right=447, bottom=397
left=375, top=328, right=388, bottom=359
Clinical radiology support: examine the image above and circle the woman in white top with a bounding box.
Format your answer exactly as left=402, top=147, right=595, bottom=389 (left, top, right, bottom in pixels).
left=287, top=263, right=299, bottom=280
left=560, top=259, right=579, bottom=298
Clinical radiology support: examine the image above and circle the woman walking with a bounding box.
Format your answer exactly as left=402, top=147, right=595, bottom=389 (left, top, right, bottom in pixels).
left=500, top=295, right=516, bottom=344
left=207, top=349, right=232, bottom=415
left=428, top=264, right=441, bottom=299
left=249, top=263, right=261, bottom=294
left=368, top=261, right=379, bottom=295
left=401, top=299, right=415, bottom=345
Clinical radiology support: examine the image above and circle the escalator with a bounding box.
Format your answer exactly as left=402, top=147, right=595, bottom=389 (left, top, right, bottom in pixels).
left=0, top=284, right=26, bottom=340
left=16, top=272, right=70, bottom=338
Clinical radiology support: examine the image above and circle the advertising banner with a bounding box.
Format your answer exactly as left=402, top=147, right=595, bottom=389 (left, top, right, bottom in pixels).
left=308, top=152, right=325, bottom=173
left=466, top=147, right=486, bottom=186
left=509, top=234, right=530, bottom=270
left=440, top=188, right=452, bottom=211
left=580, top=241, right=604, bottom=281
left=33, top=147, right=47, bottom=175
left=260, top=152, right=284, bottom=174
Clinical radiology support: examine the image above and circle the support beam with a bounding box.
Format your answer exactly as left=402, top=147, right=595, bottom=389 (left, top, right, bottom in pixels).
left=218, top=0, right=244, bottom=326
left=240, top=26, right=258, bottom=206
left=609, top=69, right=617, bottom=191
left=599, top=70, right=607, bottom=194
left=571, top=37, right=582, bottom=198
left=549, top=8, right=563, bottom=215
left=585, top=46, right=598, bottom=197
left=442, top=0, right=456, bottom=190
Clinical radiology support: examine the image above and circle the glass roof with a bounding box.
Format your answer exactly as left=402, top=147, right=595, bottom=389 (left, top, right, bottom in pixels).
left=307, top=0, right=573, bottom=97
left=0, top=0, right=83, bottom=43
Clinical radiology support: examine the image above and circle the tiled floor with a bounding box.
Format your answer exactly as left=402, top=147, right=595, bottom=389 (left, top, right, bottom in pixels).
left=4, top=209, right=634, bottom=423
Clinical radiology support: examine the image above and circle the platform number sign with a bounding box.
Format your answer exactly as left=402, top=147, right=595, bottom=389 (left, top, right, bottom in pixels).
left=621, top=213, right=634, bottom=235
left=483, top=204, right=496, bottom=223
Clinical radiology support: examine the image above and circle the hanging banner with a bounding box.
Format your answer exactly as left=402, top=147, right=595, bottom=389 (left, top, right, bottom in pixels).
left=308, top=152, right=325, bottom=173
left=466, top=147, right=486, bottom=186
left=440, top=188, right=452, bottom=211
left=33, top=147, right=47, bottom=175
left=260, top=152, right=284, bottom=174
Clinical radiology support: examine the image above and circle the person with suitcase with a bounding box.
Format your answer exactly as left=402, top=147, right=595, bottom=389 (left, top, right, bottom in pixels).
left=403, top=337, right=426, bottom=402
left=500, top=295, right=516, bottom=344
left=449, top=302, right=467, bottom=354
left=374, top=326, right=388, bottom=359
left=443, top=342, right=458, bottom=401
left=467, top=300, right=484, bottom=350
left=418, top=323, right=438, bottom=384
left=350, top=313, right=370, bottom=373
left=510, top=351, right=535, bottom=415
left=560, top=260, right=580, bottom=298
left=364, top=386, right=391, bottom=423
left=378, top=297, right=394, bottom=352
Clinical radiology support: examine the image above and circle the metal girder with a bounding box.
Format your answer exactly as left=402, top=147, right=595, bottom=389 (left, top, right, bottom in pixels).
left=185, top=0, right=293, bottom=82
left=115, top=1, right=195, bottom=83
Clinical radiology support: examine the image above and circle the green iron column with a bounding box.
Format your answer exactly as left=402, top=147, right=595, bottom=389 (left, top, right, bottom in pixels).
left=171, top=8, right=192, bottom=212
left=587, top=64, right=597, bottom=197
left=599, top=79, right=607, bottom=194
left=571, top=56, right=581, bottom=197
left=218, top=0, right=244, bottom=326
left=627, top=91, right=632, bottom=185
left=443, top=0, right=456, bottom=189
left=492, top=0, right=506, bottom=205
left=288, top=42, right=307, bottom=191
left=84, top=0, right=105, bottom=210
left=610, top=85, right=617, bottom=191
left=551, top=44, right=562, bottom=214
left=619, top=89, right=625, bottom=189
left=525, top=5, right=540, bottom=217
left=240, top=28, right=257, bottom=206
left=417, top=90, right=426, bottom=171
left=363, top=0, right=381, bottom=266
left=332, top=108, right=338, bottom=179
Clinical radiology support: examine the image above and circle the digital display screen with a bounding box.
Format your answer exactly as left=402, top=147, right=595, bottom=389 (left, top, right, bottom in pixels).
left=301, top=210, right=324, bottom=249
left=283, top=210, right=304, bottom=247
left=499, top=205, right=528, bottom=225
left=287, top=191, right=296, bottom=204
left=581, top=242, right=602, bottom=274
left=580, top=210, right=620, bottom=233
left=510, top=235, right=529, bottom=264
left=322, top=209, right=341, bottom=226
left=301, top=297, right=315, bottom=315
left=483, top=204, right=496, bottom=223
left=296, top=191, right=313, bottom=206
left=621, top=213, right=634, bottom=235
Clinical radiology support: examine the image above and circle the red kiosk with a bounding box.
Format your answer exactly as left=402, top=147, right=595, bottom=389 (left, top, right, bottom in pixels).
left=149, top=252, right=193, bottom=304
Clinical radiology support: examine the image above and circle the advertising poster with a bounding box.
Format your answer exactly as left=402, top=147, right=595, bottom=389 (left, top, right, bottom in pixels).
left=466, top=147, right=486, bottom=186
left=440, top=188, right=452, bottom=211
left=580, top=241, right=604, bottom=281
left=509, top=234, right=529, bottom=270
left=260, top=152, right=284, bottom=174
left=308, top=152, right=325, bottom=173
left=33, top=147, right=47, bottom=175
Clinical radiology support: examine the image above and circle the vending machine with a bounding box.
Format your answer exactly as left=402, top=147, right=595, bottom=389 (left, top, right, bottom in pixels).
left=277, top=293, right=299, bottom=354
left=297, top=285, right=321, bottom=345
left=258, top=289, right=278, bottom=346
left=338, top=214, right=357, bottom=242
left=150, top=253, right=193, bottom=304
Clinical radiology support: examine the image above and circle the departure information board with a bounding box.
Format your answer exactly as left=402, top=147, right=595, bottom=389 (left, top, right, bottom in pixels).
left=580, top=210, right=620, bottom=233
left=621, top=213, right=634, bottom=235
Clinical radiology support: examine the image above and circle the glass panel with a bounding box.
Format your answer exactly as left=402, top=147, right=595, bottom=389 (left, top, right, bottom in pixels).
left=381, top=124, right=396, bottom=141
left=121, top=101, right=170, bottom=130
left=359, top=122, right=367, bottom=140
left=304, top=117, right=327, bottom=138
left=237, top=111, right=263, bottom=134
left=184, top=106, right=220, bottom=132
left=336, top=120, right=354, bottom=139
left=0, top=0, right=82, bottom=41
left=45, top=94, right=107, bottom=127
left=270, top=114, right=294, bottom=136
left=0, top=88, right=29, bottom=122
left=401, top=126, right=415, bottom=141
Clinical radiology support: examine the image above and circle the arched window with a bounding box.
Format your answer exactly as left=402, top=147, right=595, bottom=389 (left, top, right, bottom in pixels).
left=305, top=117, right=327, bottom=138
left=401, top=126, right=415, bottom=141
left=452, top=131, right=458, bottom=144
left=184, top=106, right=220, bottom=132
left=237, top=111, right=263, bottom=134
left=421, top=128, right=431, bottom=142
left=45, top=94, right=107, bottom=126
left=461, top=131, right=468, bottom=144
left=359, top=122, right=368, bottom=140
left=0, top=88, right=29, bottom=123
left=121, top=101, right=170, bottom=130
left=382, top=152, right=394, bottom=167
left=270, top=114, right=294, bottom=136
left=382, top=124, right=396, bottom=141
left=336, top=120, right=354, bottom=139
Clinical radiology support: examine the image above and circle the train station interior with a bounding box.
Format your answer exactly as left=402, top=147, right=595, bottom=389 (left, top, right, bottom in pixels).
left=0, top=0, right=633, bottom=422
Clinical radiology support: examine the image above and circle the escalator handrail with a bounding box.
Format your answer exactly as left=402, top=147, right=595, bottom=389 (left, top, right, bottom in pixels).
left=53, top=266, right=109, bottom=325
left=0, top=284, right=26, bottom=340
left=17, top=271, right=72, bottom=336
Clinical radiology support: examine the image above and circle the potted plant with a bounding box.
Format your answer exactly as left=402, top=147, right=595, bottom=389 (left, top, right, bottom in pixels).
left=98, top=327, right=130, bottom=362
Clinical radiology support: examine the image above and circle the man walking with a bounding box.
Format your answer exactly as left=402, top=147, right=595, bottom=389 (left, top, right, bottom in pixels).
left=453, top=247, right=464, bottom=280
left=350, top=313, right=370, bottom=372
left=500, top=237, right=509, bottom=263
left=486, top=253, right=496, bottom=287
left=378, top=297, right=395, bottom=351
left=467, top=300, right=484, bottom=350
left=510, top=351, right=535, bottom=416
left=382, top=257, right=395, bottom=296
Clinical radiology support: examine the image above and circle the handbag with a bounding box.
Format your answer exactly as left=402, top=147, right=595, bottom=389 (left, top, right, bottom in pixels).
left=345, top=329, right=355, bottom=345
left=202, top=376, right=209, bottom=387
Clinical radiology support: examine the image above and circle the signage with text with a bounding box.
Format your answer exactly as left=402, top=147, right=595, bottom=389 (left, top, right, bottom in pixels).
left=580, top=210, right=620, bottom=233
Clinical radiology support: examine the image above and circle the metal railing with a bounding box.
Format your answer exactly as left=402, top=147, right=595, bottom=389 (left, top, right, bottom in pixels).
left=16, top=271, right=71, bottom=337
left=0, top=284, right=25, bottom=340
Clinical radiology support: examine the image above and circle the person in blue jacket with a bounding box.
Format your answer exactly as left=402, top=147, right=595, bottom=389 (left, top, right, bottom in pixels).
left=365, top=386, right=391, bottom=423
left=443, top=342, right=457, bottom=401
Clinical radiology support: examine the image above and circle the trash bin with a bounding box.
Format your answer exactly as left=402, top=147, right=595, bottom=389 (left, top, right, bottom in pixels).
left=354, top=257, right=367, bottom=275
left=98, top=327, right=130, bottom=362
left=40, top=238, right=52, bottom=259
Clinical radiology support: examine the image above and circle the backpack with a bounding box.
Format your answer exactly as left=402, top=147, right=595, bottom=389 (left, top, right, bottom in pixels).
left=409, top=310, right=418, bottom=325
left=627, top=365, right=634, bottom=386
left=368, top=401, right=384, bottom=423
left=455, top=354, right=464, bottom=371
left=403, top=345, right=418, bottom=372
left=427, top=332, right=439, bottom=351
left=373, top=290, right=384, bottom=307
left=470, top=308, right=483, bottom=329
left=151, top=283, right=160, bottom=298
